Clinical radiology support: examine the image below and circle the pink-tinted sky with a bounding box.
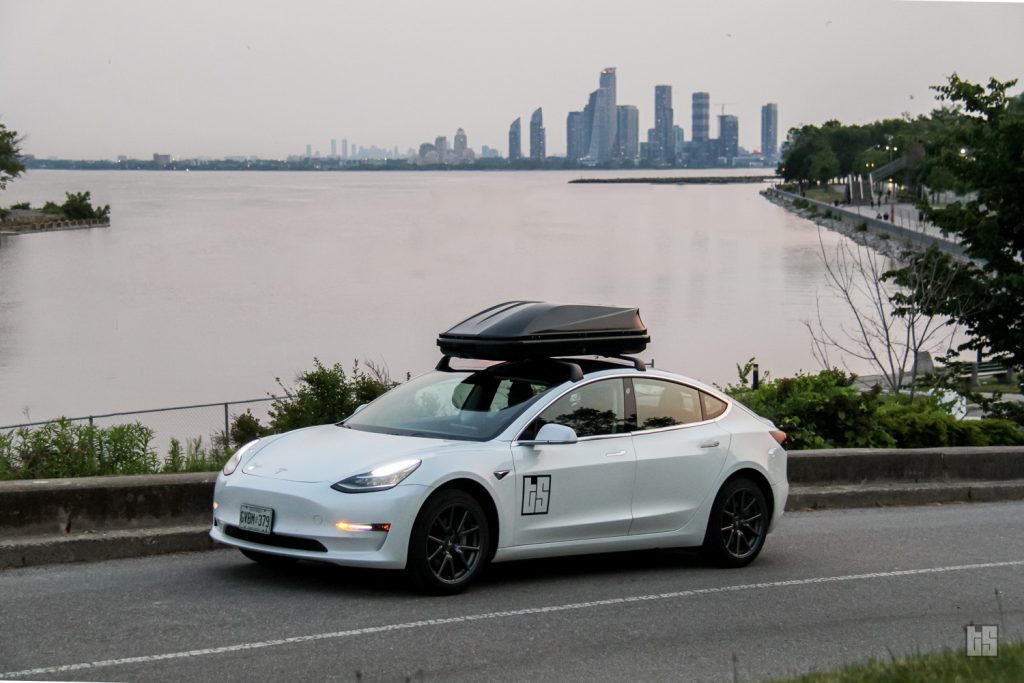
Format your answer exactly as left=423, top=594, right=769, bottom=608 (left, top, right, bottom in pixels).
left=1, top=0, right=1022, bottom=159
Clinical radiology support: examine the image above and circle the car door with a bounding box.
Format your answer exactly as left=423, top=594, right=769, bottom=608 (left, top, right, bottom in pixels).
left=512, top=377, right=636, bottom=545
left=627, top=378, right=730, bottom=535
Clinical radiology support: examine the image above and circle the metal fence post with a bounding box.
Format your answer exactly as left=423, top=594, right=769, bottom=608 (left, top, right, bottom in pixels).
left=223, top=403, right=230, bottom=447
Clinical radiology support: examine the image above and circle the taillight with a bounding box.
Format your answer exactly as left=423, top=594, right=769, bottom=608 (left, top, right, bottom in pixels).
left=770, top=430, right=788, bottom=447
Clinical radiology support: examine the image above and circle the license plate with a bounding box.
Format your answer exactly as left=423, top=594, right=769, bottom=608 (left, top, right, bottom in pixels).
left=239, top=504, right=274, bottom=535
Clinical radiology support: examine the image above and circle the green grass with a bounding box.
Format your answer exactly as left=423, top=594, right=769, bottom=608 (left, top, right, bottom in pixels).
left=803, top=187, right=845, bottom=203
left=978, top=379, right=1022, bottom=395
left=771, top=641, right=1024, bottom=682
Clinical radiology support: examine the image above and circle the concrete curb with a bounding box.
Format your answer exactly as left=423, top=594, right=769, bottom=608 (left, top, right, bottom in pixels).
left=3, top=447, right=1024, bottom=569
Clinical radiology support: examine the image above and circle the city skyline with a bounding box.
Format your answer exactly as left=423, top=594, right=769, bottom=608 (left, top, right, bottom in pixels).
left=2, top=1, right=1023, bottom=160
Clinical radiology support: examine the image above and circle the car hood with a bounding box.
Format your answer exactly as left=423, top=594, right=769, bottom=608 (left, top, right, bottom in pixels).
left=239, top=424, right=457, bottom=483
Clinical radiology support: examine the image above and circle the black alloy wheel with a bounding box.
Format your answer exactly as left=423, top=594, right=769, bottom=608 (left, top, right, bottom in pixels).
left=702, top=477, right=768, bottom=567
left=408, top=490, right=490, bottom=594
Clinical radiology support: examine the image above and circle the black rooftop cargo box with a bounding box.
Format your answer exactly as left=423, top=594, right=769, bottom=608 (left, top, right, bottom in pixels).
left=437, top=301, right=649, bottom=360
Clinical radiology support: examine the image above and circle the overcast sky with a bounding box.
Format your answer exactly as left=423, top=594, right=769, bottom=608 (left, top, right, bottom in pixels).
left=1, top=0, right=1022, bottom=159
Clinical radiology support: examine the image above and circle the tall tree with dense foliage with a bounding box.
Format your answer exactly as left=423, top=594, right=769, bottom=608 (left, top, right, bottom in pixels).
left=890, top=75, right=1024, bottom=369
left=0, top=122, right=25, bottom=191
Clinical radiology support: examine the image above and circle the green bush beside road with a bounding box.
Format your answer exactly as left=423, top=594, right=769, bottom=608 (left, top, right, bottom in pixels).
left=725, top=366, right=1024, bottom=450
left=0, top=359, right=393, bottom=480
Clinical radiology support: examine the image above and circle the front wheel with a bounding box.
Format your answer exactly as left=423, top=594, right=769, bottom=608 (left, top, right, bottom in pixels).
left=407, top=490, right=490, bottom=595
left=702, top=477, right=769, bottom=568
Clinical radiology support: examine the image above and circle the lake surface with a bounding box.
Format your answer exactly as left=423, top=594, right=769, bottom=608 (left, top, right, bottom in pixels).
left=0, top=169, right=865, bottom=425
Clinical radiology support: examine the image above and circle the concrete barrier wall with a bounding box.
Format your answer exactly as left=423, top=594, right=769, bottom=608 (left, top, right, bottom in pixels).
left=0, top=472, right=216, bottom=538
left=2, top=448, right=1022, bottom=539
left=790, top=447, right=1024, bottom=484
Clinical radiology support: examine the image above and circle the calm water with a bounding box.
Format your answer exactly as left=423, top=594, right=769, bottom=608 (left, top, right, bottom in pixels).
left=0, top=169, right=864, bottom=425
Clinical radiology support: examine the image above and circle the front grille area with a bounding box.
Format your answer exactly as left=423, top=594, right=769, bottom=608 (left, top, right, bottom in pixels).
left=224, top=524, right=328, bottom=552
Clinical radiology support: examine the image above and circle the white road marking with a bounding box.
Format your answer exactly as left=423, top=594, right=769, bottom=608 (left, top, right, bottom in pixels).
left=3, top=559, right=1023, bottom=679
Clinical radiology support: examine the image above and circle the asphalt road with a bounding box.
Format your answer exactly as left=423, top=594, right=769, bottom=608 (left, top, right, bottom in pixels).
left=1, top=502, right=1023, bottom=682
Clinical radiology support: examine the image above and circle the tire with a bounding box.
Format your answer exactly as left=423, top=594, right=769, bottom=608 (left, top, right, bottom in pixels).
left=701, top=477, right=769, bottom=568
left=240, top=548, right=298, bottom=567
left=407, top=490, right=490, bottom=595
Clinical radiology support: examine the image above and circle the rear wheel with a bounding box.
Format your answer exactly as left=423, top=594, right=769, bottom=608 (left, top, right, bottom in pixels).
left=702, top=477, right=768, bottom=567
left=407, top=490, right=490, bottom=595
left=240, top=548, right=298, bottom=567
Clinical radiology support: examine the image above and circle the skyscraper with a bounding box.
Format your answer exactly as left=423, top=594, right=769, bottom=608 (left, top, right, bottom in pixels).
left=761, top=103, right=778, bottom=163
left=654, top=85, right=674, bottom=165
left=454, top=128, right=467, bottom=161
left=342, top=138, right=348, bottom=159
left=673, top=125, right=686, bottom=164
left=718, top=115, right=739, bottom=160
left=692, top=92, right=710, bottom=143
left=567, top=111, right=585, bottom=161
left=582, top=91, right=597, bottom=158
left=508, top=118, right=521, bottom=160
left=616, top=105, right=639, bottom=162
left=586, top=67, right=617, bottom=163
left=530, top=108, right=546, bottom=160
left=331, top=138, right=337, bottom=157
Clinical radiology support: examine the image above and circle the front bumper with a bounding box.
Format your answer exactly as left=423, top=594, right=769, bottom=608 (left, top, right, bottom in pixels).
left=210, top=472, right=428, bottom=569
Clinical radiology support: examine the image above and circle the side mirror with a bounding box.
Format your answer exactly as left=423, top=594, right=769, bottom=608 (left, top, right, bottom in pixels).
left=518, top=423, right=578, bottom=446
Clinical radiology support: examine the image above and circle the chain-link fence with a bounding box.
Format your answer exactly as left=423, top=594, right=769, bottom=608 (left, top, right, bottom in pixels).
left=0, top=397, right=280, bottom=464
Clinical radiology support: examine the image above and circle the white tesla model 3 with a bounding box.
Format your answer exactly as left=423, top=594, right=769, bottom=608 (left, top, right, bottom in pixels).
left=210, top=303, right=789, bottom=593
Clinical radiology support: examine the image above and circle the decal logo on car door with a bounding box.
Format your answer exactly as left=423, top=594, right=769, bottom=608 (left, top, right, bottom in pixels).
left=522, top=475, right=551, bottom=515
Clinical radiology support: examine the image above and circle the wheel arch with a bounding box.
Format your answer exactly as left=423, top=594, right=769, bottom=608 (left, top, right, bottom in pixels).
left=430, top=478, right=501, bottom=562
left=720, top=467, right=775, bottom=525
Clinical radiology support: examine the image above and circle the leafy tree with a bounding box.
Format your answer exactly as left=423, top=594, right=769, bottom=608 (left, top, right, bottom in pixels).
left=60, top=191, right=110, bottom=220
left=0, top=121, right=24, bottom=191
left=778, top=125, right=840, bottom=188
left=889, top=75, right=1024, bottom=370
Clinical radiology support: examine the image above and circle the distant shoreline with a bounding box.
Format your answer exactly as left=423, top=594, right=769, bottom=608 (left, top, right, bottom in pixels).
left=569, top=175, right=774, bottom=185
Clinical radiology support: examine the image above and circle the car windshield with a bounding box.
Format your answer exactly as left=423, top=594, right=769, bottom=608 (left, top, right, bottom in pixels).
left=343, top=363, right=565, bottom=441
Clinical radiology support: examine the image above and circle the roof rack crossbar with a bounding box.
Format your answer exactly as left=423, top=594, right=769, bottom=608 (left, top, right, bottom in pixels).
left=608, top=355, right=647, bottom=371
left=435, top=355, right=453, bottom=372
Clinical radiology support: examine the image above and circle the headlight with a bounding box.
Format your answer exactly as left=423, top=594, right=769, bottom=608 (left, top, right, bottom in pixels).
left=222, top=439, right=261, bottom=476
left=331, top=459, right=421, bottom=493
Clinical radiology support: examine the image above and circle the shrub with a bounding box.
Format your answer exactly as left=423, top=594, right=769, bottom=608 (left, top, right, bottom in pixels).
left=725, top=367, right=893, bottom=449
left=229, top=410, right=272, bottom=447
left=0, top=420, right=157, bottom=480
left=164, top=437, right=185, bottom=473
left=228, top=358, right=396, bottom=445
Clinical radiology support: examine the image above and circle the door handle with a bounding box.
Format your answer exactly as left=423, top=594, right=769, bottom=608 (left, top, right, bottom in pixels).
left=605, top=449, right=627, bottom=457
left=700, top=440, right=720, bottom=449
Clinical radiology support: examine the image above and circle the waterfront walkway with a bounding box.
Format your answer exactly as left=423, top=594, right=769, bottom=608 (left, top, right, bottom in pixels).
left=764, top=187, right=966, bottom=260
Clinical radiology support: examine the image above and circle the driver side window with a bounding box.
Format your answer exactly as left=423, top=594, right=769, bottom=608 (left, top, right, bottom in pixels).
left=533, top=379, right=627, bottom=438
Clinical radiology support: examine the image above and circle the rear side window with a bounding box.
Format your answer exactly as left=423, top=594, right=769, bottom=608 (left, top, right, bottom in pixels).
left=701, top=392, right=728, bottom=420
left=632, top=378, right=703, bottom=429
